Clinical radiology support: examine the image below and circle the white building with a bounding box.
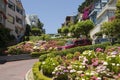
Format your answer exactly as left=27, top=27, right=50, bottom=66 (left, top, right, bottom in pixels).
left=90, top=0, right=117, bottom=39
left=26, top=14, right=39, bottom=27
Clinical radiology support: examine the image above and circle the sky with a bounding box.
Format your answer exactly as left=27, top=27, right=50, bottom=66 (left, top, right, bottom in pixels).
left=21, top=0, right=84, bottom=34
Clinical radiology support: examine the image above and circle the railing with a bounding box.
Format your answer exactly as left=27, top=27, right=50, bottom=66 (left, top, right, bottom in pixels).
left=97, top=3, right=116, bottom=19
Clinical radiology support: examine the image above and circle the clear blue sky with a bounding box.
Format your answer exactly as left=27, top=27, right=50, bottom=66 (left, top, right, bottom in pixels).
left=21, top=0, right=84, bottom=34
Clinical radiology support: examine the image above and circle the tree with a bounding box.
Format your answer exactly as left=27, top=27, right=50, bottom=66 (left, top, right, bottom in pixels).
left=0, top=24, right=15, bottom=47
left=111, top=0, right=120, bottom=37
left=25, top=24, right=31, bottom=36
left=112, top=19, right=120, bottom=37
left=115, top=0, right=120, bottom=19
left=61, top=27, right=69, bottom=36
left=31, top=26, right=42, bottom=36
left=37, top=19, right=44, bottom=29
left=101, top=22, right=113, bottom=37
left=69, top=25, right=75, bottom=34
left=75, top=20, right=94, bottom=38
left=57, top=28, right=62, bottom=34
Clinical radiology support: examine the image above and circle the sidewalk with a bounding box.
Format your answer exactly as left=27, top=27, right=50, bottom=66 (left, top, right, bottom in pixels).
left=0, top=54, right=35, bottom=64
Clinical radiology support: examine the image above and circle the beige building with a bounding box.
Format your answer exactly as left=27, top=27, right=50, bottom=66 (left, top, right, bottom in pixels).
left=1, top=0, right=26, bottom=41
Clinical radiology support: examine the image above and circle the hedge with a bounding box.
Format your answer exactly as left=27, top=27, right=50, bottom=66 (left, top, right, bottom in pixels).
left=39, top=42, right=111, bottom=61
left=31, top=51, right=50, bottom=57
left=32, top=62, right=52, bottom=80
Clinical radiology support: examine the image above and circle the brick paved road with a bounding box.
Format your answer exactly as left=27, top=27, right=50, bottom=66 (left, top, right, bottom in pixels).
left=0, top=59, right=38, bottom=80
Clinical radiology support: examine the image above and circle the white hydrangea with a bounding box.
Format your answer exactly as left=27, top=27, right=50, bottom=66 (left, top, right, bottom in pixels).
left=112, top=63, right=115, bottom=66
left=70, top=69, right=76, bottom=73
left=77, top=71, right=83, bottom=74
left=103, top=62, right=108, bottom=66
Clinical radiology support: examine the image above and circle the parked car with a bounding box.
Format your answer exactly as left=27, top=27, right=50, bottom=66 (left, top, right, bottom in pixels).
left=57, top=39, right=92, bottom=50
left=94, top=38, right=110, bottom=44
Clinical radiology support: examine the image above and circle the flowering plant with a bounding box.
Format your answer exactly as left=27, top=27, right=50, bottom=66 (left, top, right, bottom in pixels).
left=52, top=65, right=69, bottom=80
left=82, top=50, right=96, bottom=64
left=41, top=58, right=59, bottom=77
left=39, top=45, right=120, bottom=79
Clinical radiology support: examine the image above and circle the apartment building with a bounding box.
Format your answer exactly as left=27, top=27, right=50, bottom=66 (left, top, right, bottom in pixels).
left=0, top=0, right=26, bottom=42
left=0, top=0, right=7, bottom=26
left=89, top=0, right=117, bottom=39
left=62, top=16, right=76, bottom=27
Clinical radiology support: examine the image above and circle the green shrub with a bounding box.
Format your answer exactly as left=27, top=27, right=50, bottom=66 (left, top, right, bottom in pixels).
left=39, top=54, right=47, bottom=61
left=7, top=46, right=23, bottom=55
left=66, top=53, right=73, bottom=59
left=73, top=52, right=81, bottom=60
left=31, top=51, right=50, bottom=57
left=54, top=55, right=63, bottom=64
left=0, top=26, right=14, bottom=47
left=39, top=42, right=110, bottom=61
left=41, top=58, right=59, bottom=77
left=47, top=52, right=56, bottom=58
left=32, top=62, right=52, bottom=80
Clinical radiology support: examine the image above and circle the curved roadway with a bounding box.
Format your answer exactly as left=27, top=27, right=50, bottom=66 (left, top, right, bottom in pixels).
left=0, top=59, right=38, bottom=80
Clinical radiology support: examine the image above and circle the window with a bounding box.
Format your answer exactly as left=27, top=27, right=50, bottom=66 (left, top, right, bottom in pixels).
left=108, top=10, right=115, bottom=18
left=16, top=16, right=22, bottom=24
left=8, top=0, right=15, bottom=11
left=101, top=0, right=108, bottom=3
left=95, top=0, right=102, bottom=9
left=0, top=14, right=3, bottom=23
left=16, top=6, right=23, bottom=15
left=8, top=14, right=14, bottom=24
left=102, top=3, right=106, bottom=7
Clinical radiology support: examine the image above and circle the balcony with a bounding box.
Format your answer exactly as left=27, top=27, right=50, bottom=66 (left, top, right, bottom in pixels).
left=0, top=4, right=6, bottom=13
left=97, top=0, right=116, bottom=19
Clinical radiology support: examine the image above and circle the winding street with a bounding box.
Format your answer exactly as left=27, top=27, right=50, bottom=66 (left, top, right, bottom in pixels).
left=0, top=59, right=38, bottom=80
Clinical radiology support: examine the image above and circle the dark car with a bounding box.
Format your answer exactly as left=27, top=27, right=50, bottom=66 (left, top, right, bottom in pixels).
left=57, top=39, right=92, bottom=50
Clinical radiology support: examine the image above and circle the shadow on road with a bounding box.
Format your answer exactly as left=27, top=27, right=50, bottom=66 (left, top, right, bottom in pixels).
left=0, top=60, right=7, bottom=64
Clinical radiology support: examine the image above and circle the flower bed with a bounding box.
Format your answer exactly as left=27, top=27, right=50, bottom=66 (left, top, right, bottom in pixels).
left=39, top=42, right=110, bottom=61
left=33, top=44, right=120, bottom=80
left=5, top=40, right=65, bottom=55
left=6, top=41, right=34, bottom=55
left=32, top=62, right=52, bottom=80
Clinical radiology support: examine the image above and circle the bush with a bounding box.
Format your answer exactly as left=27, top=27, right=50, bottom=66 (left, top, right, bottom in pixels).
left=39, top=54, right=47, bottom=61
left=31, top=52, right=41, bottom=57
left=0, top=26, right=14, bottom=48
left=73, top=52, right=81, bottom=60
left=41, top=58, right=59, bottom=77
left=39, top=42, right=111, bottom=61
left=66, top=53, right=73, bottom=59
left=0, top=48, right=7, bottom=56
left=7, top=45, right=24, bottom=55
left=32, top=62, right=52, bottom=80
left=7, top=42, right=32, bottom=55
left=31, top=51, right=50, bottom=57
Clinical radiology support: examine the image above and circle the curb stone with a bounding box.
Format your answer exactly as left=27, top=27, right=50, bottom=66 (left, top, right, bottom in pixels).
left=0, top=54, right=36, bottom=62
left=25, top=69, right=34, bottom=80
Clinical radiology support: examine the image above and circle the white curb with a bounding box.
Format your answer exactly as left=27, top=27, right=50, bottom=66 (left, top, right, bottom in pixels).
left=25, top=69, right=32, bottom=80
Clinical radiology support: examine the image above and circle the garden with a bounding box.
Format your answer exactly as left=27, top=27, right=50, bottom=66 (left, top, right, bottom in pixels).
left=32, top=42, right=120, bottom=80
left=4, top=37, right=66, bottom=56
